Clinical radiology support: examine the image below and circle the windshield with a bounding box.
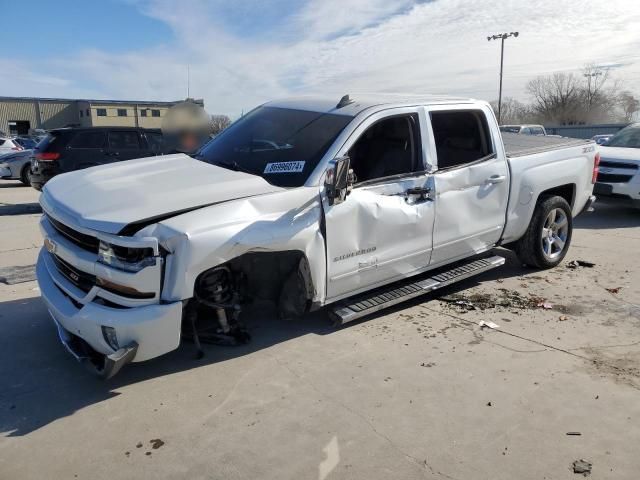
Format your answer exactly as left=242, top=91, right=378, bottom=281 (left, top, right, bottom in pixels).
left=195, top=106, right=352, bottom=187
left=606, top=125, right=640, bottom=148
left=500, top=126, right=521, bottom=133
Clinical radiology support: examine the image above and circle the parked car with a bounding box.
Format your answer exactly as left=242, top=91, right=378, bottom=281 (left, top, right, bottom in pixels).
left=594, top=123, right=640, bottom=207
left=13, top=136, right=39, bottom=150
left=0, top=149, right=34, bottom=185
left=30, top=127, right=167, bottom=191
left=500, top=124, right=547, bottom=136
left=0, top=137, right=24, bottom=155
left=591, top=134, right=614, bottom=146
left=35, top=94, right=597, bottom=377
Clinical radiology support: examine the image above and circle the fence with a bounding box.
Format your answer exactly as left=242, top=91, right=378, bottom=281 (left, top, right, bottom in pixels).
left=544, top=123, right=629, bottom=139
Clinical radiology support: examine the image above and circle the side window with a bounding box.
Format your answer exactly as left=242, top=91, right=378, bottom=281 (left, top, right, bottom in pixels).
left=108, top=131, right=141, bottom=150
left=68, top=131, right=106, bottom=149
left=521, top=127, right=532, bottom=135
left=145, top=132, right=165, bottom=153
left=97, top=108, right=107, bottom=117
left=430, top=110, right=493, bottom=170
left=347, top=114, right=420, bottom=184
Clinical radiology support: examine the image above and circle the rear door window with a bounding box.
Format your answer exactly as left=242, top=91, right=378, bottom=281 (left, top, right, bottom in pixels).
left=145, top=131, right=165, bottom=153
left=108, top=131, right=142, bottom=150
left=69, top=131, right=106, bottom=149
left=430, top=110, right=494, bottom=170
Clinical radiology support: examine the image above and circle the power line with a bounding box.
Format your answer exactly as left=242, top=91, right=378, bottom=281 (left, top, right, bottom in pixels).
left=487, top=32, right=519, bottom=124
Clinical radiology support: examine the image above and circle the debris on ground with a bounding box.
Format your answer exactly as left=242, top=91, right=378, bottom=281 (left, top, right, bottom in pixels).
left=0, top=265, right=36, bottom=285
left=566, top=260, right=596, bottom=269
left=136, top=442, right=143, bottom=448
left=479, top=320, right=500, bottom=329
left=150, top=439, right=165, bottom=449
left=420, top=362, right=436, bottom=368
left=538, top=301, right=553, bottom=309
left=572, top=459, right=592, bottom=476
left=559, top=315, right=568, bottom=321
left=486, top=401, right=492, bottom=407
left=605, top=287, right=622, bottom=294
left=566, top=432, right=582, bottom=436
left=439, top=289, right=542, bottom=312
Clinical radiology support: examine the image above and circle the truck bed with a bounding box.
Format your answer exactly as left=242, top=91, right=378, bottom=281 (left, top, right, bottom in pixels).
left=502, top=133, right=592, bottom=158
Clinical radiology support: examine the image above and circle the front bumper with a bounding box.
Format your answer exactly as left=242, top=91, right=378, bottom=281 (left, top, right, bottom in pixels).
left=37, top=250, right=183, bottom=376
left=0, top=165, right=11, bottom=178
left=594, top=181, right=640, bottom=207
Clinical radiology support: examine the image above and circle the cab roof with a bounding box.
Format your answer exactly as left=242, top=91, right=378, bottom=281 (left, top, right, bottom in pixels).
left=266, top=94, right=478, bottom=117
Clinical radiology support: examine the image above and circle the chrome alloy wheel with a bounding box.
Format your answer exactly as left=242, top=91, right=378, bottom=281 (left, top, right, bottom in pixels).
left=541, top=208, right=569, bottom=260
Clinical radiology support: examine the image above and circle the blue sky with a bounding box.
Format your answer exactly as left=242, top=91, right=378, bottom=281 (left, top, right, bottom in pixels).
left=2, top=0, right=639, bottom=116
left=10, top=0, right=172, bottom=58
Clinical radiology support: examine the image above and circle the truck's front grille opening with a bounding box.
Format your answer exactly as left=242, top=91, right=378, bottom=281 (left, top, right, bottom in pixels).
left=597, top=173, right=634, bottom=183
left=52, top=253, right=96, bottom=293
left=47, top=215, right=100, bottom=253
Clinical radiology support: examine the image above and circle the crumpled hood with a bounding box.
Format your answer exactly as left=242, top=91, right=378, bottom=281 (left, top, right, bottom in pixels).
left=41, top=154, right=284, bottom=234
left=599, top=146, right=640, bottom=163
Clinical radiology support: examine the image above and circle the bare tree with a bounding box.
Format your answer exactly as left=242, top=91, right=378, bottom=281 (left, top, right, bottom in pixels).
left=489, top=97, right=531, bottom=124
left=210, top=114, right=232, bottom=135
left=617, top=91, right=640, bottom=122
left=526, top=72, right=583, bottom=124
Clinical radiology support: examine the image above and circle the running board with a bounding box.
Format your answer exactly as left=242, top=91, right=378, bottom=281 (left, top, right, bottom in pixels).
left=330, top=255, right=505, bottom=325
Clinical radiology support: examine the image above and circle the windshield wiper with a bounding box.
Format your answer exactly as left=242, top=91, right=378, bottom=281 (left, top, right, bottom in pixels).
left=214, top=160, right=258, bottom=176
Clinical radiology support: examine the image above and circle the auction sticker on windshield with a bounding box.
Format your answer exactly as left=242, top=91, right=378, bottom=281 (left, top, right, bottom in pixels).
left=264, top=161, right=305, bottom=174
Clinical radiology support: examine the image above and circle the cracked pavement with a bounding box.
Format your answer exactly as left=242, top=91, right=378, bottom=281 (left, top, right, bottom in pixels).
left=0, top=180, right=639, bottom=479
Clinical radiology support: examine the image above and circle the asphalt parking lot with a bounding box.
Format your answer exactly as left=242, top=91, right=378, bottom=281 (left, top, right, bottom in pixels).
left=0, top=180, right=639, bottom=480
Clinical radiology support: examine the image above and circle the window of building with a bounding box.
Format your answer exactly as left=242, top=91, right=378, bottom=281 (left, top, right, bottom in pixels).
left=69, top=131, right=106, bottom=149
left=151, top=109, right=160, bottom=117
left=430, top=110, right=494, bottom=170
left=97, top=108, right=107, bottom=117
left=347, top=114, right=421, bottom=184
left=79, top=110, right=83, bottom=117
left=141, top=109, right=147, bottom=117
left=108, top=131, right=141, bottom=149
left=117, top=108, right=128, bottom=117
left=86, top=109, right=90, bottom=116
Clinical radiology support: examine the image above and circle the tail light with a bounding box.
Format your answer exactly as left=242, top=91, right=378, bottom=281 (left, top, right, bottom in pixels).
left=35, top=152, right=60, bottom=161
left=591, top=152, right=600, bottom=184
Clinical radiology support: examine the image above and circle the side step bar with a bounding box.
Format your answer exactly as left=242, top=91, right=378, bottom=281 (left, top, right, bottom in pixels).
left=330, top=255, right=505, bottom=325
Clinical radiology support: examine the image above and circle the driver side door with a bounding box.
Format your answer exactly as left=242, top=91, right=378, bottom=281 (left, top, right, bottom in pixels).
left=322, top=108, right=436, bottom=301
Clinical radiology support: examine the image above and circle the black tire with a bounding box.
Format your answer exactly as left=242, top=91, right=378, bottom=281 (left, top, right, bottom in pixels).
left=515, top=195, right=573, bottom=269
left=20, top=165, right=31, bottom=186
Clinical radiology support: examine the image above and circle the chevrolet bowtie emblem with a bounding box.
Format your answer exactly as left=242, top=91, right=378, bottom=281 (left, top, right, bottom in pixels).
left=44, top=237, right=56, bottom=254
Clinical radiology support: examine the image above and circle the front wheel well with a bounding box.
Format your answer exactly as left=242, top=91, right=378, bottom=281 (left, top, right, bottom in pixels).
left=193, top=250, right=315, bottom=316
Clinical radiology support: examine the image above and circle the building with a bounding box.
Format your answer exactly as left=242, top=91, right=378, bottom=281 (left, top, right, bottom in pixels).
left=0, top=96, right=204, bottom=135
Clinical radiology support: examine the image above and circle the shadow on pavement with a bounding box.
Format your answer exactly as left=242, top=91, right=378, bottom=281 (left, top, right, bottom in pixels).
left=575, top=198, right=639, bottom=230
left=0, top=295, right=333, bottom=437
left=0, top=203, right=42, bottom=216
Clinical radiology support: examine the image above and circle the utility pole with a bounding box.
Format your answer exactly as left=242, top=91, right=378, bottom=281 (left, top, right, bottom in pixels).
left=487, top=32, right=519, bottom=124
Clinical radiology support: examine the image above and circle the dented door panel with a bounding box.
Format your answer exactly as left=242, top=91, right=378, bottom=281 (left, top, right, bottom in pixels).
left=324, top=175, right=435, bottom=300
left=430, top=156, right=509, bottom=265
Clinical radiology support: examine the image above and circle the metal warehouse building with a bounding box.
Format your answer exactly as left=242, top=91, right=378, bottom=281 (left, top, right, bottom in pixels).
left=0, top=96, right=204, bottom=135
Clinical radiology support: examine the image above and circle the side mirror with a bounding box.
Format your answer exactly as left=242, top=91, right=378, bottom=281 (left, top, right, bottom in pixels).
left=325, top=156, right=354, bottom=205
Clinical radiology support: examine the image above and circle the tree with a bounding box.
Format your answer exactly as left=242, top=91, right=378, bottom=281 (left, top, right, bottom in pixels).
left=210, top=114, right=232, bottom=135
left=526, top=72, right=583, bottom=124
left=617, top=91, right=640, bottom=122
left=489, top=97, right=530, bottom=124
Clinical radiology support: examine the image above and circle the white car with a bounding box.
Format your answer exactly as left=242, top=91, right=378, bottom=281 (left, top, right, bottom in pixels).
left=0, top=137, right=24, bottom=155
left=595, top=123, right=640, bottom=208
left=499, top=124, right=547, bottom=136
left=35, top=94, right=597, bottom=377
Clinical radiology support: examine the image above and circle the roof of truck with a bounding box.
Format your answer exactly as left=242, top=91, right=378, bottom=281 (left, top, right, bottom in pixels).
left=266, top=94, right=478, bottom=116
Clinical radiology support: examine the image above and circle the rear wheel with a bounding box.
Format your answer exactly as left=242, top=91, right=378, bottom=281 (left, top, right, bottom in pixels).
left=515, top=195, right=573, bottom=269
left=20, top=165, right=31, bottom=186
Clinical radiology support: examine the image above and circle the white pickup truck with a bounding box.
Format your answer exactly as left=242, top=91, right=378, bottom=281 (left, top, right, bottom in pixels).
left=36, top=95, right=598, bottom=377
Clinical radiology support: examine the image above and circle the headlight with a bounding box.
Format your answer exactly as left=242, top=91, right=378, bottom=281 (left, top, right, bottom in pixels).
left=98, top=240, right=156, bottom=272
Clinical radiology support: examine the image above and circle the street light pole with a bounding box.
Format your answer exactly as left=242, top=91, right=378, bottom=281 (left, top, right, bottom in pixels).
left=487, top=32, right=519, bottom=124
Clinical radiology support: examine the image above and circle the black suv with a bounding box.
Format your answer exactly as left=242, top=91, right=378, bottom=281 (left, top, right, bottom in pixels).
left=30, top=127, right=167, bottom=191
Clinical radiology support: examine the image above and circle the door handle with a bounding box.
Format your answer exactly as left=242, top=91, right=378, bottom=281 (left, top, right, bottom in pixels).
left=405, top=186, right=432, bottom=201
left=485, top=174, right=506, bottom=185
